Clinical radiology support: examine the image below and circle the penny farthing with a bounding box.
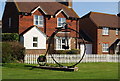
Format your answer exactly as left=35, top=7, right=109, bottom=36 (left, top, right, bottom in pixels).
left=37, top=22, right=86, bottom=68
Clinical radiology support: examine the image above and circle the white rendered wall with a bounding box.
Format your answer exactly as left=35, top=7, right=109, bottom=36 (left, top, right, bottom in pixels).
left=23, top=27, right=46, bottom=49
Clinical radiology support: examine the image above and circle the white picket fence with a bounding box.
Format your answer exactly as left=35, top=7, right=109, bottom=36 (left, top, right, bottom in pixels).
left=24, top=54, right=119, bottom=64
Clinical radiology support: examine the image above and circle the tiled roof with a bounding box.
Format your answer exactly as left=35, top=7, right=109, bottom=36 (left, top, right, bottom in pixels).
left=14, top=2, right=79, bottom=18
left=81, top=12, right=119, bottom=28
left=20, top=25, right=46, bottom=36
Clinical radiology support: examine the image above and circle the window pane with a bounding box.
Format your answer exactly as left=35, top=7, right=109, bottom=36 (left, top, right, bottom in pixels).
left=58, top=18, right=61, bottom=21
left=62, top=18, right=66, bottom=23
left=62, top=39, right=65, bottom=43
left=58, top=23, right=61, bottom=26
left=33, top=43, right=37, bottom=47
left=116, top=29, right=118, bottom=35
left=58, top=39, right=61, bottom=49
left=35, top=21, right=38, bottom=25
left=35, top=15, right=38, bottom=20
left=39, top=16, right=43, bottom=20
left=33, top=37, right=38, bottom=42
left=39, top=21, right=43, bottom=25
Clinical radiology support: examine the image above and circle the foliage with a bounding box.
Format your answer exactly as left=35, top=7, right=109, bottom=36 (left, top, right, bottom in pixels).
left=55, top=49, right=80, bottom=54
left=117, top=52, right=120, bottom=55
left=2, top=42, right=13, bottom=63
left=2, top=33, right=19, bottom=41
left=2, top=42, right=25, bottom=63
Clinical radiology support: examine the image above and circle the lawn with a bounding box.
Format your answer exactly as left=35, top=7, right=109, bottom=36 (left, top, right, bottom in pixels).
left=2, top=62, right=118, bottom=79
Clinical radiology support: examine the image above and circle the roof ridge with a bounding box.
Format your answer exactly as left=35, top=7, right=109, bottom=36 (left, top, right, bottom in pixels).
left=91, top=11, right=116, bottom=16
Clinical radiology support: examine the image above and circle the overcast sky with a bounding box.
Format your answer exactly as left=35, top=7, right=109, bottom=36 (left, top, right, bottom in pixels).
left=0, top=0, right=119, bottom=20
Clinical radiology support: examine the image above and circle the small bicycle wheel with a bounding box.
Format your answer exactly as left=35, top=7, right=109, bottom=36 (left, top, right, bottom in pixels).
left=37, top=56, right=47, bottom=66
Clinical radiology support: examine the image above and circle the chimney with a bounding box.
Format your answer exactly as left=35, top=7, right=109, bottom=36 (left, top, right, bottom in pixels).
left=58, top=0, right=72, bottom=8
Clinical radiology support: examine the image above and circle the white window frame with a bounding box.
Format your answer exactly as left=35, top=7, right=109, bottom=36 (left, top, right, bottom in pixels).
left=102, top=43, right=109, bottom=52
left=56, top=37, right=70, bottom=50
left=8, top=17, right=11, bottom=28
left=33, top=37, right=38, bottom=47
left=57, top=18, right=66, bottom=27
left=34, top=15, right=44, bottom=27
left=116, top=28, right=118, bottom=35
left=102, top=27, right=109, bottom=35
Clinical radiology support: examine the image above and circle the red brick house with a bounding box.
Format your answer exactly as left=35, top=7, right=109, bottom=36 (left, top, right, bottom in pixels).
left=80, top=12, right=120, bottom=54
left=2, top=0, right=82, bottom=54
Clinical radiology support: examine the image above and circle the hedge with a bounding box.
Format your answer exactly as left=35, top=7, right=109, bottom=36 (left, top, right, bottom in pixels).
left=2, top=33, right=19, bottom=41
left=2, top=42, right=25, bottom=63
left=55, top=49, right=80, bottom=54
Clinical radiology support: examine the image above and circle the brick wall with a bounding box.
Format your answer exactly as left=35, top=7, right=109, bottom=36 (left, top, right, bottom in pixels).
left=19, top=9, right=45, bottom=34
left=97, top=28, right=119, bottom=54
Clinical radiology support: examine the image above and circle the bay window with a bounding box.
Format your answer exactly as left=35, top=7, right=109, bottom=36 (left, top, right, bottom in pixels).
left=56, top=37, right=70, bottom=50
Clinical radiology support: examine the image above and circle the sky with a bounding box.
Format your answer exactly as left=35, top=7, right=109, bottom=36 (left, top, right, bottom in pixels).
left=0, top=0, right=119, bottom=20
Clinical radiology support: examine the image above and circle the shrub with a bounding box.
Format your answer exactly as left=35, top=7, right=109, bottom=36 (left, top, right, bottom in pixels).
left=66, top=49, right=80, bottom=54
left=55, top=49, right=80, bottom=54
left=2, top=42, right=13, bottom=63
left=2, top=33, right=19, bottom=41
left=2, top=42, right=25, bottom=63
left=117, top=52, right=120, bottom=55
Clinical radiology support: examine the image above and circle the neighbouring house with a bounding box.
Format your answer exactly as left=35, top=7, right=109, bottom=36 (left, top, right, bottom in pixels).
left=80, top=12, right=120, bottom=54
left=0, top=20, right=2, bottom=32
left=0, top=20, right=2, bottom=41
left=2, top=0, right=85, bottom=54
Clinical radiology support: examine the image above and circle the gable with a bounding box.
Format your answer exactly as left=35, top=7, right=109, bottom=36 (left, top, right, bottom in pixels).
left=31, top=6, right=47, bottom=15
left=55, top=9, right=69, bottom=18
left=56, top=11, right=68, bottom=18
left=22, top=26, right=46, bottom=49
left=23, top=26, right=46, bottom=37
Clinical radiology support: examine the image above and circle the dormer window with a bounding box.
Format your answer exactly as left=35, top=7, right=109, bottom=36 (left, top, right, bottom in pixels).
left=116, top=28, right=118, bottom=35
left=102, top=27, right=109, bottom=35
left=57, top=18, right=66, bottom=27
left=34, top=15, right=44, bottom=27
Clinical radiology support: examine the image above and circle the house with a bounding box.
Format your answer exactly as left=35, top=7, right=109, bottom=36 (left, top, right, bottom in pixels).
left=0, top=20, right=2, bottom=39
left=80, top=12, right=120, bottom=54
left=0, top=20, right=2, bottom=31
left=2, top=0, right=83, bottom=54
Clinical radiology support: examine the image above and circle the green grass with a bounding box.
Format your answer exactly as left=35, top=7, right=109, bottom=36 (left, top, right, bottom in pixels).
left=2, top=62, right=118, bottom=79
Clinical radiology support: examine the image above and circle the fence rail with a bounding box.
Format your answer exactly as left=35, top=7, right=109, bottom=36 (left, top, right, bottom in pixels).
left=24, top=54, right=119, bottom=64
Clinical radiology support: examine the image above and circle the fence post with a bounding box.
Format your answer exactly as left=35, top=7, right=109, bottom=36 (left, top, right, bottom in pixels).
left=107, top=54, right=110, bottom=62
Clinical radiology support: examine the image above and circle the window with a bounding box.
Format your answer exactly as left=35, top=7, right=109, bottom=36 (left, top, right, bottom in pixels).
left=8, top=17, right=11, bottom=28
left=102, top=43, right=109, bottom=52
left=33, top=37, right=38, bottom=47
left=56, top=37, right=69, bottom=50
left=102, top=27, right=109, bottom=35
left=34, top=15, right=44, bottom=26
left=57, top=18, right=66, bottom=27
left=116, top=28, right=118, bottom=35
